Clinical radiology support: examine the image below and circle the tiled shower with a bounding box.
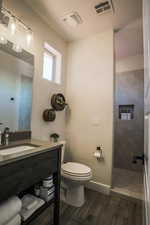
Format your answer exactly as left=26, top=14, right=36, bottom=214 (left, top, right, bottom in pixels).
left=112, top=69, right=144, bottom=199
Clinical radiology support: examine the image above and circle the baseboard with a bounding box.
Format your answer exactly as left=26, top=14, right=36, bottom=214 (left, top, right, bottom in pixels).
left=85, top=180, right=110, bottom=195
left=144, top=166, right=149, bottom=225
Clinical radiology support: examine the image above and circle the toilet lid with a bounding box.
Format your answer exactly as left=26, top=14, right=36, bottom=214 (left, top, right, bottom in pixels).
left=62, top=162, right=91, bottom=177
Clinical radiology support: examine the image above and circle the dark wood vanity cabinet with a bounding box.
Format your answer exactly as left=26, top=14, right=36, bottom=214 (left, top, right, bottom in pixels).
left=0, top=145, right=62, bottom=225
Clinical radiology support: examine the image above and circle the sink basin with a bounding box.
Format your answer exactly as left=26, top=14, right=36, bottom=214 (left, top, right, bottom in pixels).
left=0, top=145, right=37, bottom=159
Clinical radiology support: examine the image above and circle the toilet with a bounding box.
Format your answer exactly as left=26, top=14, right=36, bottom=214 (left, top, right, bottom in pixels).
left=60, top=141, right=92, bottom=207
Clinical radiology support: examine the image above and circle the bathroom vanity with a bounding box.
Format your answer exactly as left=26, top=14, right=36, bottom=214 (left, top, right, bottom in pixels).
left=0, top=12, right=63, bottom=225
left=0, top=139, right=62, bottom=225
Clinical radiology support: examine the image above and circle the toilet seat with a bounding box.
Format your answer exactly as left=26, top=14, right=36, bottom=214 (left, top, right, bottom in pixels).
left=62, top=162, right=92, bottom=177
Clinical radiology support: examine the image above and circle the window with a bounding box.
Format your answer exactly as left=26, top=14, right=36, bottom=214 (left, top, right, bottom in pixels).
left=42, top=42, right=62, bottom=84
left=43, top=51, right=55, bottom=81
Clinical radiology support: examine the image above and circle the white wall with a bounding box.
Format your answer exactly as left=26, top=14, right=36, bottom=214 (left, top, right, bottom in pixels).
left=3, top=0, right=114, bottom=188
left=116, top=54, right=144, bottom=73
left=66, top=30, right=114, bottom=186
left=4, top=0, right=67, bottom=141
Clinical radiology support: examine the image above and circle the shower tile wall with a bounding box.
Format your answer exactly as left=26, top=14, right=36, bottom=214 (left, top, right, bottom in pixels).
left=114, top=69, right=144, bottom=171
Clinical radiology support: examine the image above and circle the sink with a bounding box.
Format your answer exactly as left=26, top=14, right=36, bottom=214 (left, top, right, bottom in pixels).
left=0, top=145, right=37, bottom=159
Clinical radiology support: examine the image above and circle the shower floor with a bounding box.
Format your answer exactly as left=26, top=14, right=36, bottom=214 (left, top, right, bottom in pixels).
left=111, top=168, right=144, bottom=200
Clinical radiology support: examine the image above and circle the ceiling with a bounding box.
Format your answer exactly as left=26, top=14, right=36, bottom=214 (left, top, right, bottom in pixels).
left=23, top=0, right=142, bottom=42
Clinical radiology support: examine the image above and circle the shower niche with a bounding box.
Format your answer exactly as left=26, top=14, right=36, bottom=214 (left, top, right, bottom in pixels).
left=119, top=104, right=134, bottom=120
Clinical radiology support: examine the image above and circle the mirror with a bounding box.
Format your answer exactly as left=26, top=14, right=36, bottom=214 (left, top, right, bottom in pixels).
left=0, top=41, right=34, bottom=132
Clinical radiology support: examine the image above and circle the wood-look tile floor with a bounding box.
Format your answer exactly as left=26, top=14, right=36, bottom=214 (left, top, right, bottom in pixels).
left=30, top=189, right=143, bottom=225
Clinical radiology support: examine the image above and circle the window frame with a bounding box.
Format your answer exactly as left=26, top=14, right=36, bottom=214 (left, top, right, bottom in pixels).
left=42, top=42, right=62, bottom=84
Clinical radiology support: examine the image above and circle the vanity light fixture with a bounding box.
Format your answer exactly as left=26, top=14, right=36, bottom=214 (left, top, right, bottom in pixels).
left=0, top=23, right=8, bottom=45
left=0, top=7, right=33, bottom=52
left=9, top=16, right=16, bottom=35
left=26, top=28, right=33, bottom=46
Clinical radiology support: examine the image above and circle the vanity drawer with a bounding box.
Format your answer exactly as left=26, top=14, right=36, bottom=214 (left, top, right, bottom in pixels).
left=0, top=149, right=59, bottom=202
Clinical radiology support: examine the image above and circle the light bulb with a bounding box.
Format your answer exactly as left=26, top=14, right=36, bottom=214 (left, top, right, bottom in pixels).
left=10, top=17, right=16, bottom=35
left=0, top=36, right=8, bottom=44
left=26, top=29, right=33, bottom=46
left=0, top=23, right=8, bottom=44
left=12, top=43, right=22, bottom=53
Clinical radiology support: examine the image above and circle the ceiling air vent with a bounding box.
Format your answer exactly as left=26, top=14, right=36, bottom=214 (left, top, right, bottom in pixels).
left=62, top=12, right=83, bottom=27
left=94, top=0, right=114, bottom=15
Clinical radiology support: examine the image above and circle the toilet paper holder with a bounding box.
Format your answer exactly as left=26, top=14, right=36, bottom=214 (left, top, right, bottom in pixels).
left=94, top=146, right=104, bottom=160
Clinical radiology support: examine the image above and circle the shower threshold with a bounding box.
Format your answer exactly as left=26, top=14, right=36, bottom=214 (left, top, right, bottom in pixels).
left=111, top=168, right=144, bottom=201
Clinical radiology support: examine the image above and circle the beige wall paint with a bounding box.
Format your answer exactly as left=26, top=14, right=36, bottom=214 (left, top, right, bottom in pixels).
left=2, top=1, right=114, bottom=187
left=66, top=30, right=114, bottom=186
left=116, top=54, right=144, bottom=73
left=3, top=0, right=67, bottom=141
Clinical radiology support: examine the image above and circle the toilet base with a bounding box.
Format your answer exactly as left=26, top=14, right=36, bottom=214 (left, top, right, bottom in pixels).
left=61, top=181, right=85, bottom=207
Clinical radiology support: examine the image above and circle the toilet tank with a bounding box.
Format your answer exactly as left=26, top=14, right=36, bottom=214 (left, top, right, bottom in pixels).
left=59, top=141, right=66, bottom=163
